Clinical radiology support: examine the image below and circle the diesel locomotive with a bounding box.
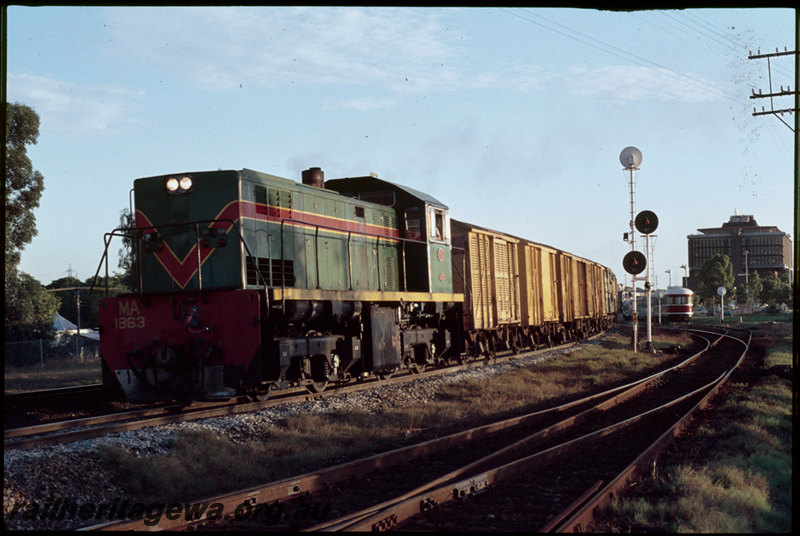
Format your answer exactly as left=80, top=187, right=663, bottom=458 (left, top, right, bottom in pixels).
left=95, top=167, right=617, bottom=402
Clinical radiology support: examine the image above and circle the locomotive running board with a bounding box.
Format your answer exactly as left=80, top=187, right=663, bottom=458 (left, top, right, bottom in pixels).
left=269, top=288, right=463, bottom=303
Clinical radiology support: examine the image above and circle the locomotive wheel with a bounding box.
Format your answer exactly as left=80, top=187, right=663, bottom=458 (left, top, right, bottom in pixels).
left=250, top=384, right=273, bottom=402
left=306, top=356, right=329, bottom=394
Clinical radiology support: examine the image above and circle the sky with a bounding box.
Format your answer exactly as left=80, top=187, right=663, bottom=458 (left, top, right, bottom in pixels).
left=5, top=6, right=796, bottom=291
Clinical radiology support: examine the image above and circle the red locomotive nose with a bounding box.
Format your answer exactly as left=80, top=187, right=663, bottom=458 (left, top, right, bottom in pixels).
left=99, top=291, right=261, bottom=402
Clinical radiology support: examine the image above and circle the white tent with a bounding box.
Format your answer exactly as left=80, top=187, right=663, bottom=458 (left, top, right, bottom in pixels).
left=52, top=314, right=100, bottom=342
left=53, top=313, right=77, bottom=331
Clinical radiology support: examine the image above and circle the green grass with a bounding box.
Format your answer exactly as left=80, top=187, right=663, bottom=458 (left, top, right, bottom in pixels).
left=4, top=357, right=102, bottom=394
left=94, top=331, right=692, bottom=504
left=599, top=324, right=793, bottom=533
left=92, top=326, right=791, bottom=532
left=691, top=312, right=793, bottom=325
left=602, top=378, right=791, bottom=533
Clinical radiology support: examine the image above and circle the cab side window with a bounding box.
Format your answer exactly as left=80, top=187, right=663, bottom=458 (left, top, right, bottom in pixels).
left=404, top=207, right=421, bottom=241
left=428, top=206, right=449, bottom=243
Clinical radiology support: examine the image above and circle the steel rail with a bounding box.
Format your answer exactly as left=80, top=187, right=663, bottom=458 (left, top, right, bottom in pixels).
left=312, top=368, right=726, bottom=532
left=4, top=387, right=306, bottom=449
left=548, top=327, right=751, bottom=532
left=4, top=383, right=105, bottom=403
left=84, top=331, right=707, bottom=531
left=7, top=333, right=599, bottom=450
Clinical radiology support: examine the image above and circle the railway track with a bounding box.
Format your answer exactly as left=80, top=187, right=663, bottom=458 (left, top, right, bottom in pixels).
left=84, top=326, right=747, bottom=532
left=4, top=383, right=106, bottom=404
left=3, top=384, right=119, bottom=430
left=4, top=336, right=592, bottom=451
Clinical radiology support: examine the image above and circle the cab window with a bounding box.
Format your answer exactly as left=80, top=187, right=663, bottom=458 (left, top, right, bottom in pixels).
left=428, top=206, right=449, bottom=243
left=404, top=207, right=421, bottom=241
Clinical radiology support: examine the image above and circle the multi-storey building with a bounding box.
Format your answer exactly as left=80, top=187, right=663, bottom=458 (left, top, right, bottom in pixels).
left=685, top=214, right=792, bottom=290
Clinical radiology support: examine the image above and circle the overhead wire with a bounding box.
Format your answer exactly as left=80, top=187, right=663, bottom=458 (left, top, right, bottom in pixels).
left=678, top=10, right=794, bottom=80
left=498, top=8, right=744, bottom=105
left=668, top=10, right=795, bottom=135
left=661, top=11, right=745, bottom=56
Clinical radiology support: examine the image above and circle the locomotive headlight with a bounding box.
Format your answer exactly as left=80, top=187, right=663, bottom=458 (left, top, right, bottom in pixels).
left=165, top=175, right=193, bottom=194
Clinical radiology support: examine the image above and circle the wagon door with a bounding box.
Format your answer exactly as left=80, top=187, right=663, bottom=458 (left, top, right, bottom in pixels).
left=492, top=238, right=519, bottom=324
left=468, top=231, right=494, bottom=330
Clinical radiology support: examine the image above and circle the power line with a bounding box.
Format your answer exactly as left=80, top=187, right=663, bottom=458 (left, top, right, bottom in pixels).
left=663, top=11, right=744, bottom=56
left=677, top=11, right=793, bottom=80
left=499, top=8, right=743, bottom=105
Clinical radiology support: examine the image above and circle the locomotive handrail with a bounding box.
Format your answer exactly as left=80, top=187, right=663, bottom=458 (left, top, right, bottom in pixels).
left=89, top=227, right=138, bottom=298
left=90, top=219, right=271, bottom=304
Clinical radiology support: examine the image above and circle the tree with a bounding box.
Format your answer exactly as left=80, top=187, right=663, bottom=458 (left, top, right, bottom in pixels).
left=697, top=254, right=734, bottom=305
left=735, top=271, right=762, bottom=310
left=46, top=276, right=86, bottom=326
left=746, top=271, right=763, bottom=305
left=5, top=272, right=61, bottom=340
left=759, top=273, right=792, bottom=308
left=759, top=273, right=779, bottom=304
left=5, top=102, right=45, bottom=275
left=772, top=278, right=792, bottom=308
left=734, top=283, right=748, bottom=307
left=116, top=208, right=137, bottom=291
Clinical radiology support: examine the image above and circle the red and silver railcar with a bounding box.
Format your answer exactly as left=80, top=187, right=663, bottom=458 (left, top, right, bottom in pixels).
left=661, top=286, right=694, bottom=323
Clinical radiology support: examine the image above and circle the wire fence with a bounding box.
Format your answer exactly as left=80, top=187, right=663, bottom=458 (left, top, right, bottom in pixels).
left=4, top=337, right=100, bottom=369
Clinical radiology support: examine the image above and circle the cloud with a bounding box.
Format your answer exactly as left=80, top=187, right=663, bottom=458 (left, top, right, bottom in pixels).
left=6, top=73, right=144, bottom=133
left=564, top=65, right=724, bottom=103
left=105, top=7, right=463, bottom=93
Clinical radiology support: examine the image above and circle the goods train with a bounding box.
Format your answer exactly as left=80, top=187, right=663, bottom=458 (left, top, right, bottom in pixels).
left=96, top=167, right=618, bottom=402
left=660, top=286, right=694, bottom=323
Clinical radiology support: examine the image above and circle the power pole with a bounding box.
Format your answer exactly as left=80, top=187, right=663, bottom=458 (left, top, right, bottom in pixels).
left=748, top=47, right=798, bottom=132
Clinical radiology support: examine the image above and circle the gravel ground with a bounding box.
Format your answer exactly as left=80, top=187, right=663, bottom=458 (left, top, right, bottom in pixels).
left=4, top=344, right=582, bottom=530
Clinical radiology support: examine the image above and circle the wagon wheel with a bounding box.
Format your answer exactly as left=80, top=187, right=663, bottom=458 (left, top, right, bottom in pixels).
left=306, top=356, right=330, bottom=394
left=378, top=367, right=397, bottom=380
left=405, top=353, right=423, bottom=374
left=250, top=383, right=274, bottom=402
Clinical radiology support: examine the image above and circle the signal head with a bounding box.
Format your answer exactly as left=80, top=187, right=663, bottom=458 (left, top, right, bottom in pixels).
left=623, top=251, right=647, bottom=275
left=635, top=210, right=658, bottom=234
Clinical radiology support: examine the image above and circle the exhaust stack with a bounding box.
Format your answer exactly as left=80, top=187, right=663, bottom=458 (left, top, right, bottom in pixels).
left=302, top=167, right=324, bottom=189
